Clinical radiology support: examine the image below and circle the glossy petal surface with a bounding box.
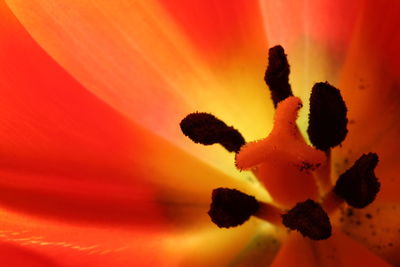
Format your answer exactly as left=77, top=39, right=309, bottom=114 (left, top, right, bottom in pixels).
left=0, top=2, right=272, bottom=265
left=1, top=0, right=400, bottom=266
left=5, top=0, right=275, bottom=179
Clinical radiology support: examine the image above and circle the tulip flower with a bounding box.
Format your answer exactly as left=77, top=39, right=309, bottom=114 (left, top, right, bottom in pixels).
left=1, top=0, right=399, bottom=266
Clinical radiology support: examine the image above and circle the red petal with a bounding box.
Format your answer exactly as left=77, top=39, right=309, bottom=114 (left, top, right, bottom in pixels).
left=160, top=0, right=268, bottom=69
left=0, top=209, right=173, bottom=266
left=0, top=0, right=257, bottom=229
left=5, top=0, right=274, bottom=177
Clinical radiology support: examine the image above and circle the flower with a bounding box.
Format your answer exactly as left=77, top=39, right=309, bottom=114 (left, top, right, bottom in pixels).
left=1, top=0, right=400, bottom=266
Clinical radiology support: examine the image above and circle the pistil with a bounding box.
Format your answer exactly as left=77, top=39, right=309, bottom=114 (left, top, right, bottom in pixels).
left=235, top=96, right=325, bottom=208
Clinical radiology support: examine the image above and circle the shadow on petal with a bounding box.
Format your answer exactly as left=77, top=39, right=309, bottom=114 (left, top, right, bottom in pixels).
left=0, top=177, right=164, bottom=228
left=0, top=242, right=60, bottom=267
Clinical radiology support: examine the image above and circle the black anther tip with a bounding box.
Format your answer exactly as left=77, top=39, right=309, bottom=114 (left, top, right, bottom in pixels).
left=264, top=45, right=293, bottom=107
left=208, top=188, right=259, bottom=228
left=180, top=112, right=245, bottom=152
left=308, top=82, right=348, bottom=151
left=282, top=199, right=332, bottom=240
left=334, top=153, right=380, bottom=208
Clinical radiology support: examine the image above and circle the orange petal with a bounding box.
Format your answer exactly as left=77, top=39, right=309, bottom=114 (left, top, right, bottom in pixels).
left=270, top=232, right=318, bottom=267
left=0, top=209, right=176, bottom=266
left=5, top=0, right=274, bottom=179
left=160, top=0, right=268, bottom=68
left=0, top=0, right=161, bottom=226
left=339, top=201, right=400, bottom=266
left=0, top=209, right=265, bottom=266
left=259, top=0, right=365, bottom=131
left=271, top=231, right=391, bottom=267
left=159, top=1, right=271, bottom=132
left=334, top=1, right=400, bottom=202
left=164, top=220, right=268, bottom=267
left=260, top=0, right=362, bottom=51
left=0, top=4, right=272, bottom=265
left=0, top=243, right=59, bottom=267
left=0, top=0, right=265, bottom=229
left=224, top=224, right=281, bottom=267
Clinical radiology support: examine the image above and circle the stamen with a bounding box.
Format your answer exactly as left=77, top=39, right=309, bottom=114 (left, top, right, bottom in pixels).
left=307, top=82, right=348, bottom=151
left=208, top=188, right=259, bottom=228
left=254, top=202, right=283, bottom=225
left=179, top=45, right=381, bottom=243
left=321, top=189, right=344, bottom=214
left=282, top=199, right=332, bottom=240
left=180, top=112, right=245, bottom=152
left=264, top=45, right=293, bottom=107
left=334, top=153, right=380, bottom=208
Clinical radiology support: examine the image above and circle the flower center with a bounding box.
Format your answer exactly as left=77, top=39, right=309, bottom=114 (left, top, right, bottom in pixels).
left=235, top=96, right=324, bottom=208
left=180, top=45, right=380, bottom=241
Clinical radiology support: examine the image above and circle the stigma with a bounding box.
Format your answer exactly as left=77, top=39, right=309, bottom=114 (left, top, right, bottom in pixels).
left=235, top=96, right=325, bottom=208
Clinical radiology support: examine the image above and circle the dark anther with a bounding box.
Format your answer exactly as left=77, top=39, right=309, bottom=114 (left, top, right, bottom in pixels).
left=208, top=188, right=259, bottom=228
left=282, top=199, right=332, bottom=240
left=180, top=112, right=245, bottom=153
left=307, top=82, right=348, bottom=151
left=334, top=153, right=380, bottom=209
left=264, top=45, right=293, bottom=107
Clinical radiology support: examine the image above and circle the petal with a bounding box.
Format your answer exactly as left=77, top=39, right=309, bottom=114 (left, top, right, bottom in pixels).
left=270, top=232, right=318, bottom=267
left=164, top=220, right=273, bottom=267
left=260, top=0, right=361, bottom=50
left=0, top=0, right=266, bottom=229
left=0, top=243, right=59, bottom=267
left=0, top=209, right=174, bottom=266
left=0, top=208, right=269, bottom=266
left=334, top=1, right=400, bottom=202
left=339, top=201, right=400, bottom=266
left=5, top=0, right=274, bottom=178
left=225, top=224, right=281, bottom=267
left=159, top=0, right=271, bottom=132
left=271, top=231, right=391, bottom=267
left=0, top=0, right=160, bottom=226
left=259, top=0, right=363, bottom=131
left=0, top=3, right=272, bottom=264
left=159, top=0, right=268, bottom=69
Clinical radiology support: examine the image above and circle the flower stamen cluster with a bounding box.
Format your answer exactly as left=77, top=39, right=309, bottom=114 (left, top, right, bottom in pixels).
left=180, top=45, right=380, bottom=241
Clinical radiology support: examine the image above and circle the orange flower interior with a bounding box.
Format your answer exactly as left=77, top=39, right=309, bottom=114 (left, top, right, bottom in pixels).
left=181, top=45, right=381, bottom=241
